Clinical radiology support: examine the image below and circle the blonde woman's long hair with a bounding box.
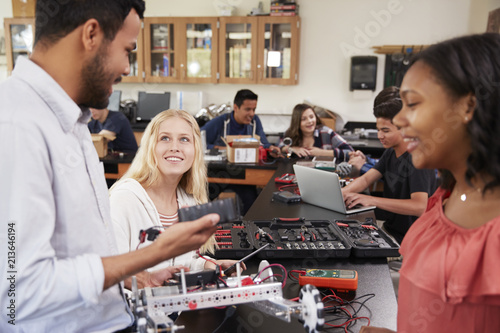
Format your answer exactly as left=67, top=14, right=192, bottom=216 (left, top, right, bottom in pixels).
left=112, top=109, right=215, bottom=253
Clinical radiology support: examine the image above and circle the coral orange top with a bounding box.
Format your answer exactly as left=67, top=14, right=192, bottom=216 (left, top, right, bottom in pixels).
left=398, top=187, right=500, bottom=333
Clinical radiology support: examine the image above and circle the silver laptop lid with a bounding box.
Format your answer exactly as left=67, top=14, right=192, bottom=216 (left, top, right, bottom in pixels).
left=293, top=164, right=375, bottom=214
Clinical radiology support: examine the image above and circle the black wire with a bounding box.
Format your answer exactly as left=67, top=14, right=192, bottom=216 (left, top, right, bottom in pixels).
left=212, top=305, right=237, bottom=333
left=320, top=290, right=375, bottom=332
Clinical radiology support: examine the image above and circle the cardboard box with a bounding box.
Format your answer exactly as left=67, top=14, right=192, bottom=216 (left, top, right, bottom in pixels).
left=91, top=134, right=108, bottom=158
left=225, top=135, right=260, bottom=164
left=316, top=108, right=337, bottom=131
left=12, top=0, right=36, bottom=18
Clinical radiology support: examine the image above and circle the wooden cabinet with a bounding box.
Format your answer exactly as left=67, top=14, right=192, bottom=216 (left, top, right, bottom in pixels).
left=3, top=16, right=300, bottom=85
left=180, top=17, right=219, bottom=84
left=257, top=16, right=300, bottom=85
left=139, top=16, right=300, bottom=85
left=4, top=18, right=35, bottom=74
left=142, top=17, right=179, bottom=83
left=218, top=16, right=258, bottom=84
left=121, top=20, right=145, bottom=83
left=143, top=17, right=219, bottom=84
left=219, top=16, right=300, bottom=85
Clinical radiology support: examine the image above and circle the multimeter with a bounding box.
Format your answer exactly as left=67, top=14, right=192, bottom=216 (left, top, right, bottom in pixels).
left=298, top=269, right=358, bottom=291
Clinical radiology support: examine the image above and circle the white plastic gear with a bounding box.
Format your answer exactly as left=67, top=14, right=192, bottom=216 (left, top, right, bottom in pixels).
left=299, top=284, right=325, bottom=333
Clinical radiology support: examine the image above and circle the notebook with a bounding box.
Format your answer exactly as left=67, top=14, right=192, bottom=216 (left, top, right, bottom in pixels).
left=293, top=164, right=376, bottom=214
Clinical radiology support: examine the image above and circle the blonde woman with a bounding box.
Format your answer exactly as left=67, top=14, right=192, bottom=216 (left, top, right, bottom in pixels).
left=110, top=109, right=241, bottom=287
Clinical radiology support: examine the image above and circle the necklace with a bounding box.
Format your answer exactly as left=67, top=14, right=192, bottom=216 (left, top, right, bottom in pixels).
left=453, top=185, right=482, bottom=202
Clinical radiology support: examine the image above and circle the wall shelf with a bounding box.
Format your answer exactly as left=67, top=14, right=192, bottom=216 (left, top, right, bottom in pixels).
left=372, top=44, right=429, bottom=55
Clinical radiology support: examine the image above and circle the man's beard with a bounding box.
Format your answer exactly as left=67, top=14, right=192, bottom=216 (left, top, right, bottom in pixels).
left=79, top=45, right=119, bottom=109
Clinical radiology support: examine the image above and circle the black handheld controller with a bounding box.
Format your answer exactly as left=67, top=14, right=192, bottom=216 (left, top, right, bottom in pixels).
left=178, top=198, right=239, bottom=224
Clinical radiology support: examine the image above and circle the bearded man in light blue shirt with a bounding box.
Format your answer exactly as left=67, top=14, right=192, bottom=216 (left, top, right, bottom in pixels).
left=0, top=1, right=219, bottom=332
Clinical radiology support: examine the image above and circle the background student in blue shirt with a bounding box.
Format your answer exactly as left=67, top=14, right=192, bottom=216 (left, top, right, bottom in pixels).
left=201, top=89, right=280, bottom=154
left=202, top=89, right=280, bottom=215
left=88, top=107, right=138, bottom=153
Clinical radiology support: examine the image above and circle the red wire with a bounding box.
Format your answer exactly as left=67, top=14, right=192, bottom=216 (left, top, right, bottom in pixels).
left=255, top=263, right=288, bottom=287
left=278, top=184, right=298, bottom=191
left=260, top=274, right=283, bottom=283
left=196, top=250, right=219, bottom=269
left=276, top=184, right=301, bottom=195
left=322, top=294, right=344, bottom=304
left=325, top=289, right=344, bottom=304
left=322, top=305, right=371, bottom=333
left=289, top=270, right=306, bottom=282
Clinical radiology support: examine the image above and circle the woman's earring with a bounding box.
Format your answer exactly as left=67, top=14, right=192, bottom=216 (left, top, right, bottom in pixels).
left=464, top=116, right=469, bottom=122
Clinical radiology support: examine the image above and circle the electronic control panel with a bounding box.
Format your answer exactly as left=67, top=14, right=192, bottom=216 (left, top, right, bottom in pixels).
left=213, top=221, right=253, bottom=259
left=335, top=220, right=400, bottom=257
left=213, top=218, right=400, bottom=260
left=249, top=218, right=351, bottom=259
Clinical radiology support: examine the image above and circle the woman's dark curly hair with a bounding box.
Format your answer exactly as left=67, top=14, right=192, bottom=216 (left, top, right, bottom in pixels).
left=284, top=103, right=323, bottom=147
left=410, top=33, right=500, bottom=193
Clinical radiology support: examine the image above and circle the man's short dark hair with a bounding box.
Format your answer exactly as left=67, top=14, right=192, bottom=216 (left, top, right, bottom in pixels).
left=234, top=89, right=258, bottom=108
left=35, top=0, right=146, bottom=47
left=373, top=86, right=402, bottom=121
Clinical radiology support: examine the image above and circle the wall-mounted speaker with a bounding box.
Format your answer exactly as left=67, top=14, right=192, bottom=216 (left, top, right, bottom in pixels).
left=350, top=56, right=378, bottom=91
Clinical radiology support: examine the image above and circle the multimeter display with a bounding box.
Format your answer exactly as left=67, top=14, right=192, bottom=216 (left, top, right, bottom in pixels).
left=299, top=269, right=358, bottom=291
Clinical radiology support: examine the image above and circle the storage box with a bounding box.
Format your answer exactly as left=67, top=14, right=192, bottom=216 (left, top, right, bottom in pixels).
left=225, top=135, right=260, bottom=164
left=12, top=0, right=36, bottom=18
left=91, top=134, right=108, bottom=158
left=316, top=108, right=337, bottom=131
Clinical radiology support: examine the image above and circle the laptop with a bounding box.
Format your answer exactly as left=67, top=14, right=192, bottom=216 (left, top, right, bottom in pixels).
left=293, top=164, right=376, bottom=214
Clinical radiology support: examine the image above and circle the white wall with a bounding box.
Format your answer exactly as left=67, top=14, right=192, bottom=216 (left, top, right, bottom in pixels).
left=469, top=0, right=500, bottom=32
left=1, top=0, right=497, bottom=130
left=117, top=0, right=476, bottom=131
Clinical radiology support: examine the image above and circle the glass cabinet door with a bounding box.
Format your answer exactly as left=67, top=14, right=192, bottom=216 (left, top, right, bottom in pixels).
left=180, top=17, right=218, bottom=83
left=121, top=20, right=144, bottom=83
left=4, top=18, right=35, bottom=74
left=143, top=18, right=180, bottom=83
left=219, top=17, right=258, bottom=84
left=257, top=16, right=300, bottom=85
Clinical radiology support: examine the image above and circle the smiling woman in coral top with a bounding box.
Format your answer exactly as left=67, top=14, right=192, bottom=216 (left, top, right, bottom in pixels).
left=360, top=33, right=500, bottom=333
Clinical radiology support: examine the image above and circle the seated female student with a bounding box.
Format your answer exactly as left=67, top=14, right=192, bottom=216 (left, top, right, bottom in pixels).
left=360, top=33, right=500, bottom=333
left=109, top=109, right=243, bottom=288
left=281, top=104, right=354, bottom=161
